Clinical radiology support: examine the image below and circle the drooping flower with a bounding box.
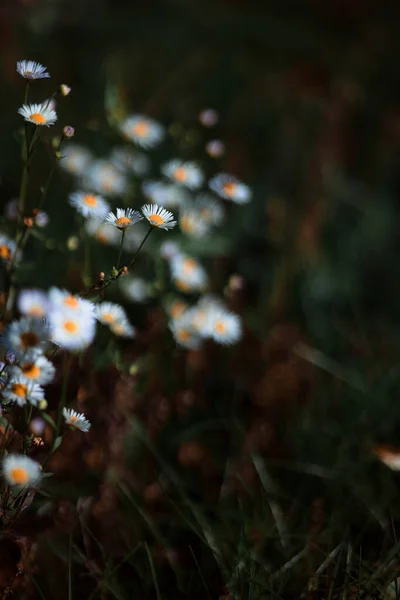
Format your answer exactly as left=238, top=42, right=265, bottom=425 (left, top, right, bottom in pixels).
left=209, top=174, right=251, bottom=204
left=69, top=191, right=110, bottom=219
left=120, top=115, right=165, bottom=148
left=18, top=103, right=57, bottom=127
left=141, top=204, right=176, bottom=230
left=17, top=60, right=50, bottom=80
left=161, top=159, right=204, bottom=190
left=63, top=408, right=91, bottom=432
left=105, top=208, right=143, bottom=231
left=3, top=454, right=41, bottom=487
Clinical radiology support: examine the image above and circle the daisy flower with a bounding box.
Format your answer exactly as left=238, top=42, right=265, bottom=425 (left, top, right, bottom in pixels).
left=170, top=316, right=202, bottom=350
left=142, top=181, right=190, bottom=209
left=48, top=288, right=95, bottom=319
left=85, top=218, right=120, bottom=246
left=3, top=377, right=45, bottom=407
left=196, top=194, right=225, bottom=226
left=18, top=103, right=57, bottom=127
left=209, top=174, right=251, bottom=204
left=84, top=159, right=128, bottom=198
left=69, top=191, right=110, bottom=219
left=95, top=302, right=128, bottom=327
left=59, top=144, right=93, bottom=177
left=141, top=204, right=176, bottom=230
left=205, top=139, right=225, bottom=158
left=161, top=160, right=204, bottom=190
left=4, top=317, right=49, bottom=360
left=179, top=208, right=210, bottom=239
left=121, top=277, right=151, bottom=303
left=110, top=319, right=136, bottom=338
left=170, top=254, right=208, bottom=293
left=18, top=289, right=49, bottom=318
left=12, top=355, right=55, bottom=385
left=0, top=234, right=17, bottom=262
left=34, top=211, right=49, bottom=227
left=63, top=408, right=91, bottom=432
left=110, top=147, right=150, bottom=177
left=199, top=109, right=219, bottom=127
left=3, top=454, right=41, bottom=487
left=166, top=299, right=188, bottom=320
left=120, top=114, right=165, bottom=148
left=16, top=60, right=50, bottom=80
left=105, top=208, right=143, bottom=231
left=205, top=309, right=242, bottom=345
left=49, top=311, right=96, bottom=351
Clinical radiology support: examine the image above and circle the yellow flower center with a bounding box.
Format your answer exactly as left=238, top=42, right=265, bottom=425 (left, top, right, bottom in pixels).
left=102, top=313, right=115, bottom=323
left=68, top=415, right=79, bottom=424
left=0, top=245, right=11, bottom=260
left=28, top=305, right=44, bottom=317
left=115, top=216, right=131, bottom=228
left=180, top=216, right=193, bottom=232
left=95, top=232, right=108, bottom=244
left=183, top=258, right=196, bottom=274
left=176, top=279, right=190, bottom=292
left=12, top=383, right=27, bottom=398
left=21, top=363, right=41, bottom=379
left=215, top=321, right=226, bottom=334
left=10, top=467, right=29, bottom=485
left=223, top=182, right=236, bottom=196
left=133, top=121, right=149, bottom=137
left=148, top=213, right=164, bottom=226
left=170, top=302, right=186, bottom=318
left=63, top=320, right=78, bottom=333
left=112, top=323, right=124, bottom=335
left=29, top=113, right=46, bottom=125
left=20, top=332, right=39, bottom=348
left=174, top=167, right=187, bottom=182
left=177, top=329, right=191, bottom=342
left=83, top=194, right=98, bottom=207
left=64, top=296, right=79, bottom=309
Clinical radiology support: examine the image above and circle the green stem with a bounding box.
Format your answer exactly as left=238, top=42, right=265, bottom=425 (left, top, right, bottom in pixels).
left=116, top=229, right=126, bottom=270
left=128, top=226, right=153, bottom=269
left=37, top=135, right=64, bottom=212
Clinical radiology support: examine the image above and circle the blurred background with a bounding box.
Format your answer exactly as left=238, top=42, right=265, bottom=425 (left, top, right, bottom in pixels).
left=3, top=0, right=400, bottom=598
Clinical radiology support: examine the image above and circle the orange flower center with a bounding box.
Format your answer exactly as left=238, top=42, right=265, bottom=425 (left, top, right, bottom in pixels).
left=64, top=296, right=79, bottom=309
left=63, top=320, right=78, bottom=333
left=21, top=363, right=41, bottom=379
left=215, top=321, right=226, bottom=334
left=20, top=332, right=39, bottom=348
left=83, top=194, right=98, bottom=207
left=12, top=383, right=27, bottom=398
left=115, top=216, right=131, bottom=228
left=183, top=259, right=196, bottom=274
left=28, top=305, right=44, bottom=317
left=177, top=329, right=190, bottom=342
left=10, top=467, right=29, bottom=485
left=68, top=415, right=79, bottom=424
left=176, top=279, right=190, bottom=292
left=223, top=182, right=236, bottom=196
left=29, top=113, right=46, bottom=125
left=180, top=216, right=193, bottom=232
left=148, top=213, right=164, bottom=226
left=174, top=167, right=187, bottom=182
left=112, top=324, right=124, bottom=335
left=0, top=245, right=11, bottom=260
left=170, top=303, right=186, bottom=318
left=133, top=121, right=149, bottom=137
left=102, top=313, right=115, bottom=323
left=95, top=232, right=108, bottom=244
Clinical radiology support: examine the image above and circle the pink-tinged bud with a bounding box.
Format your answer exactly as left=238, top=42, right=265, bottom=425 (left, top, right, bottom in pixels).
left=60, top=84, right=71, bottom=97
left=63, top=126, right=75, bottom=139
left=205, top=139, right=225, bottom=158
left=199, top=108, right=219, bottom=127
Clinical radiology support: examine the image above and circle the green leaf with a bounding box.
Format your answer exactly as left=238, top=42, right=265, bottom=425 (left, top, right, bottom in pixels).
left=42, top=413, right=57, bottom=429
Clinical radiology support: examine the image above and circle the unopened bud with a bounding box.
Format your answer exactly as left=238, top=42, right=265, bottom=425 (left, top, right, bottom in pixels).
left=38, top=399, right=48, bottom=411
left=52, top=136, right=61, bottom=149
left=63, top=125, right=75, bottom=139
left=55, top=151, right=62, bottom=160
left=99, top=272, right=105, bottom=281
left=60, top=84, right=71, bottom=97
left=67, top=236, right=79, bottom=251
left=23, top=217, right=34, bottom=228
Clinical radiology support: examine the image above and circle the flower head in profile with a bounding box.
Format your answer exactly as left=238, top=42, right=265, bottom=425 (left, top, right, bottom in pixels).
left=3, top=454, right=41, bottom=487
left=95, top=302, right=128, bottom=326
left=63, top=408, right=91, bottom=432
left=18, top=289, right=49, bottom=318
left=141, top=204, right=176, bottom=230
left=17, top=60, right=50, bottom=80
left=3, top=376, right=45, bottom=407
left=109, top=319, right=136, bottom=338
left=69, top=191, right=110, bottom=219
left=18, top=103, right=57, bottom=127
left=4, top=317, right=49, bottom=361
left=209, top=173, right=251, bottom=204
left=120, top=115, right=165, bottom=148
left=106, top=208, right=143, bottom=231
left=205, top=309, right=242, bottom=345
left=162, top=160, right=204, bottom=190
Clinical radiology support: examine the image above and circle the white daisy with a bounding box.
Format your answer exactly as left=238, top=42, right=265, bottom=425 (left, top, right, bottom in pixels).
left=161, top=160, right=204, bottom=190
left=109, top=319, right=136, bottom=338
left=4, top=317, right=49, bottom=361
left=84, top=160, right=128, bottom=198
left=48, top=288, right=95, bottom=319
left=69, top=191, right=110, bottom=219
left=142, top=181, right=190, bottom=209
left=85, top=218, right=120, bottom=247
left=12, top=355, right=55, bottom=385
left=16, top=60, right=50, bottom=80
left=199, top=108, right=219, bottom=127
left=209, top=174, right=251, bottom=204
left=195, top=194, right=225, bottom=226
left=141, top=204, right=176, bottom=230
left=95, top=302, right=128, bottom=326
left=59, top=144, right=93, bottom=177
left=2, top=376, right=45, bottom=407
left=179, top=208, right=210, bottom=238
left=63, top=408, right=91, bottom=432
left=49, top=311, right=96, bottom=351
left=169, top=316, right=202, bottom=350
left=3, top=454, right=41, bottom=487
left=18, top=103, right=57, bottom=127
left=166, top=299, right=188, bottom=320
left=121, top=277, right=151, bottom=303
left=120, top=115, right=165, bottom=149
left=18, top=289, right=49, bottom=318
left=110, top=147, right=150, bottom=177
left=105, top=208, right=143, bottom=231
left=170, top=254, right=208, bottom=293
left=205, top=139, right=225, bottom=158
left=205, top=309, right=242, bottom=345
left=0, top=234, right=17, bottom=263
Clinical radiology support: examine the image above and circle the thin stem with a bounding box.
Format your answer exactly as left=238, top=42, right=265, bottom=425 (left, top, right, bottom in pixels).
left=128, top=226, right=153, bottom=269
left=116, top=229, right=126, bottom=270
left=37, top=135, right=64, bottom=212
left=56, top=353, right=72, bottom=434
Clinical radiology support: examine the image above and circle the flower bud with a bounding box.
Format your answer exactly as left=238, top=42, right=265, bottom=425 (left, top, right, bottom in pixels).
left=38, top=399, right=48, bottom=411
left=63, top=126, right=75, bottom=139
left=60, top=84, right=71, bottom=97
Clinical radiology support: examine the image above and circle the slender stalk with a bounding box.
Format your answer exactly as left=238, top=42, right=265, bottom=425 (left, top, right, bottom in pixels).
left=128, top=226, right=153, bottom=269
left=37, top=135, right=64, bottom=212
left=116, top=230, right=126, bottom=270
